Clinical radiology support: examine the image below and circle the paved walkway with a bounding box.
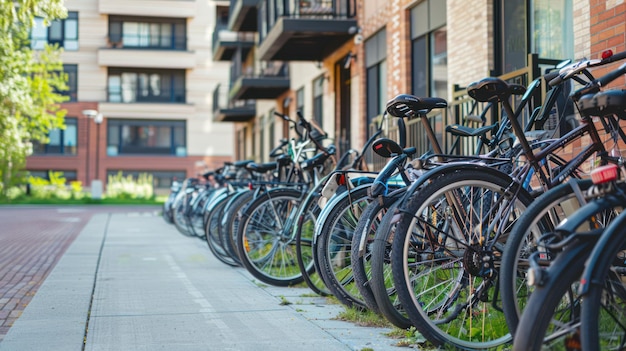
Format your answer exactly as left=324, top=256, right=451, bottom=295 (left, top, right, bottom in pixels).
left=0, top=207, right=408, bottom=350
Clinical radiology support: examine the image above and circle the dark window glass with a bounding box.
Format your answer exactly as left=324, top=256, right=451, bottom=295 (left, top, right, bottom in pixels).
left=32, top=12, right=78, bottom=50
left=108, top=16, right=186, bottom=50
left=313, top=76, right=324, bottom=129
left=365, top=28, right=387, bottom=132
left=411, top=36, right=428, bottom=97
left=32, top=118, right=78, bottom=155
left=106, top=119, right=186, bottom=156
left=410, top=1, right=447, bottom=98
left=107, top=68, right=185, bottom=103
left=60, top=64, right=78, bottom=102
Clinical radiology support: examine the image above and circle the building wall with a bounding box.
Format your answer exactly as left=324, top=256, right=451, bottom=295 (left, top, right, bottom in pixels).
left=27, top=0, right=235, bottom=188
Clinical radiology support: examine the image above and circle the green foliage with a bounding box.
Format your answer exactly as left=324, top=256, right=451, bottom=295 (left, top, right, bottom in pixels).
left=106, top=172, right=155, bottom=200
left=0, top=0, right=68, bottom=198
left=26, top=171, right=70, bottom=199
left=69, top=180, right=83, bottom=199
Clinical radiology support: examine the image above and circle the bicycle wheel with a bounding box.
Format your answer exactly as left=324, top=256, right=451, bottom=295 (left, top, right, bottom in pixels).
left=580, top=201, right=626, bottom=350
left=351, top=199, right=387, bottom=314
left=500, top=179, right=594, bottom=335
left=236, top=188, right=305, bottom=286
left=172, top=191, right=193, bottom=236
left=294, top=183, right=332, bottom=296
left=204, top=192, right=239, bottom=267
left=316, top=186, right=371, bottom=309
left=392, top=168, right=533, bottom=349
left=219, top=190, right=254, bottom=265
left=369, top=199, right=414, bottom=329
left=512, top=239, right=592, bottom=351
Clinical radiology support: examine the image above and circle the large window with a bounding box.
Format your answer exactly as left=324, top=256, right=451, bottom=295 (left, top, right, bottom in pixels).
left=312, top=76, right=324, bottom=129
left=107, top=119, right=186, bottom=156
left=108, top=16, right=186, bottom=50
left=108, top=68, right=186, bottom=103
left=32, top=12, right=78, bottom=50
left=365, top=28, right=387, bottom=130
left=410, top=0, right=447, bottom=98
left=61, top=64, right=78, bottom=102
left=32, top=118, right=77, bottom=155
left=497, top=0, right=573, bottom=74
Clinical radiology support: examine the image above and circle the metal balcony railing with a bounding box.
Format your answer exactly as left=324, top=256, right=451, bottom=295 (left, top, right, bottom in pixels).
left=258, top=0, right=356, bottom=42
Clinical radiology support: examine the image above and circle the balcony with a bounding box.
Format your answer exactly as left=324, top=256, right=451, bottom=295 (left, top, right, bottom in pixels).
left=228, top=0, right=259, bottom=32
left=257, top=0, right=357, bottom=61
left=212, top=24, right=255, bottom=61
left=213, top=84, right=256, bottom=122
left=98, top=48, right=195, bottom=69
left=99, top=0, right=197, bottom=18
left=229, top=61, right=290, bottom=100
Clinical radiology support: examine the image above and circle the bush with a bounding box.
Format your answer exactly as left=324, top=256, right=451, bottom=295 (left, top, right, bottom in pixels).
left=106, top=172, right=154, bottom=200
left=27, top=171, right=71, bottom=199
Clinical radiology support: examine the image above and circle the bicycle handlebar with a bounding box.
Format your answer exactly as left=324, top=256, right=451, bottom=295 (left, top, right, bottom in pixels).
left=549, top=50, right=626, bottom=86
left=572, top=62, right=626, bottom=100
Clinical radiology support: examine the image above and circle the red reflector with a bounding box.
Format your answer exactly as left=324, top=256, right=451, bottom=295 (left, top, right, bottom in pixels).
left=337, top=174, right=346, bottom=186
left=591, top=164, right=618, bottom=184
left=248, top=182, right=253, bottom=190
left=374, top=144, right=383, bottom=150
left=601, top=49, right=614, bottom=60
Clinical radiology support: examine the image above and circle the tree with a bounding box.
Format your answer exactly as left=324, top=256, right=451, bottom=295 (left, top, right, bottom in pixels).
left=0, top=0, right=68, bottom=197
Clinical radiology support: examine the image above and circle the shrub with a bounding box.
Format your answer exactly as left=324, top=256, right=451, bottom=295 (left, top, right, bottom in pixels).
left=106, top=172, right=154, bottom=200
left=27, top=171, right=71, bottom=199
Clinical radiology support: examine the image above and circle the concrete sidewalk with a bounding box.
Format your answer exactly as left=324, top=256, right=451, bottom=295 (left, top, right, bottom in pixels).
left=0, top=211, right=407, bottom=351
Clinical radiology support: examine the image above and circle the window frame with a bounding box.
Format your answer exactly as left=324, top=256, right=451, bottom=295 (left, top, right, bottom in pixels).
left=31, top=11, right=79, bottom=50
left=32, top=117, right=78, bottom=156
left=107, top=68, right=186, bottom=104
left=106, top=119, right=186, bottom=156
left=365, top=28, right=387, bottom=130
left=108, top=15, right=187, bottom=50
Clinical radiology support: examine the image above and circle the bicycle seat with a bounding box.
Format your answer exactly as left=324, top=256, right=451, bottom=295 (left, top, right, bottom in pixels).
left=595, top=89, right=626, bottom=118
left=275, top=154, right=292, bottom=167
left=386, top=94, right=447, bottom=118
left=245, top=162, right=278, bottom=173
left=446, top=123, right=499, bottom=138
left=372, top=138, right=403, bottom=158
left=301, top=146, right=335, bottom=170
left=467, top=77, right=510, bottom=102
left=233, top=159, right=254, bottom=168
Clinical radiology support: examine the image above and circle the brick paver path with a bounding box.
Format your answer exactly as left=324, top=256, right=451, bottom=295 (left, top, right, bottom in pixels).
left=0, top=205, right=159, bottom=341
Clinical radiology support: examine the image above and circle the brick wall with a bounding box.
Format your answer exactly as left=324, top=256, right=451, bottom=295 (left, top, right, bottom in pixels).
left=589, top=0, right=626, bottom=88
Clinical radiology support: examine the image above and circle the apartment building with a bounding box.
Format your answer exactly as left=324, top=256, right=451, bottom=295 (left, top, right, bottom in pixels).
left=26, top=0, right=234, bottom=192
left=215, top=0, right=625, bottom=165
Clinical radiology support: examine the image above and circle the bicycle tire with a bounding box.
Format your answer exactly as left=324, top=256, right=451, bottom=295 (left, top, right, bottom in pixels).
left=204, top=193, right=238, bottom=267
left=580, top=200, right=626, bottom=350
left=392, top=168, right=533, bottom=349
left=512, top=240, right=592, bottom=351
left=294, top=183, right=332, bottom=296
left=316, top=186, right=372, bottom=309
left=219, top=190, right=254, bottom=265
left=236, top=188, right=305, bottom=286
left=500, top=179, right=594, bottom=335
left=369, top=199, right=414, bottom=329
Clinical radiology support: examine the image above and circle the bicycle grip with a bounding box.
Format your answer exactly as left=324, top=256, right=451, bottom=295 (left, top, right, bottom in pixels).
left=369, top=154, right=407, bottom=197
left=597, top=62, right=626, bottom=87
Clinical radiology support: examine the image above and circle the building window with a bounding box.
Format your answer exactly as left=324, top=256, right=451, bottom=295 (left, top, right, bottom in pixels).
left=61, top=64, right=78, bottom=102
left=106, top=170, right=186, bottom=190
left=32, top=118, right=78, bottom=155
left=108, top=16, right=186, bottom=50
left=312, top=77, right=324, bottom=129
left=365, top=28, right=387, bottom=129
left=32, top=12, right=78, bottom=50
left=410, top=0, right=447, bottom=98
left=107, top=119, right=186, bottom=156
left=497, top=0, right=573, bottom=74
left=107, top=68, right=186, bottom=103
